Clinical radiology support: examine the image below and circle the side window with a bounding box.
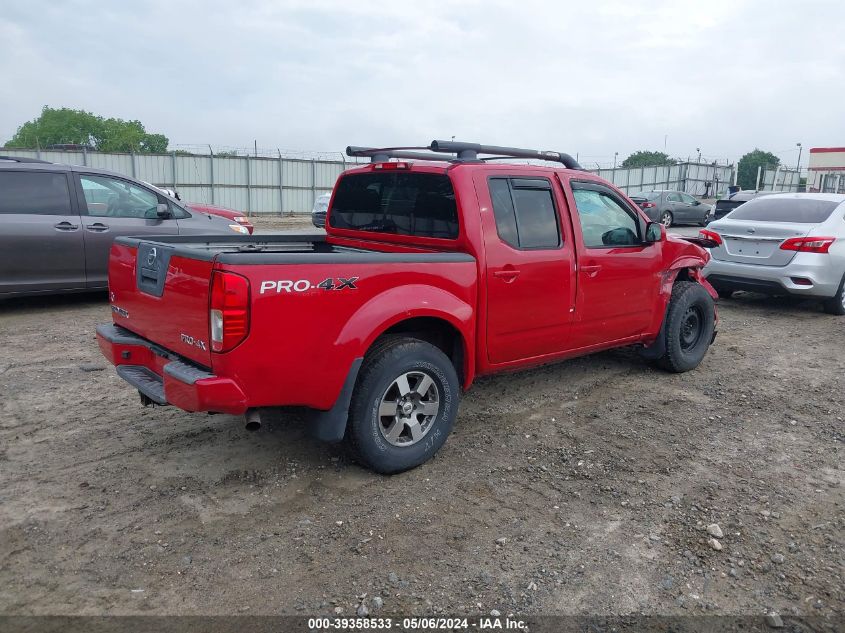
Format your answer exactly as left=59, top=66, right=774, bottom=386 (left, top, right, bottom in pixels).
left=666, top=192, right=681, bottom=203
left=571, top=186, right=640, bottom=248
left=488, top=178, right=560, bottom=249
left=0, top=171, right=72, bottom=215
left=79, top=175, right=159, bottom=219
left=680, top=193, right=696, bottom=204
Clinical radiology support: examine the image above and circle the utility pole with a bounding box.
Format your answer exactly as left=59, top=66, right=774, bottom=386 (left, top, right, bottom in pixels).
left=796, top=142, right=803, bottom=173
left=696, top=147, right=701, bottom=163
left=613, top=152, right=618, bottom=169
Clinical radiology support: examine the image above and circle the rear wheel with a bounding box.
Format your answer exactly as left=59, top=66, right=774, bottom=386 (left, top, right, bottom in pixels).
left=656, top=281, right=716, bottom=373
left=661, top=211, right=673, bottom=228
left=822, top=274, right=845, bottom=315
left=346, top=336, right=460, bottom=474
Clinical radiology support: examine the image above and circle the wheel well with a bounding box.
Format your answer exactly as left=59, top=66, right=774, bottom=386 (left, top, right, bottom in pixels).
left=378, top=317, right=465, bottom=382
left=674, top=268, right=692, bottom=283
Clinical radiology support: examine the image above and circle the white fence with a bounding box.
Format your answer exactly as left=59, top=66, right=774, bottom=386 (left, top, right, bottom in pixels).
left=4, top=147, right=801, bottom=211
left=2, top=148, right=350, bottom=214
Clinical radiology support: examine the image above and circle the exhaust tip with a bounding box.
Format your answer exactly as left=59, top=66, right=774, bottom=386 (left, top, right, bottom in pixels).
left=244, top=409, right=262, bottom=431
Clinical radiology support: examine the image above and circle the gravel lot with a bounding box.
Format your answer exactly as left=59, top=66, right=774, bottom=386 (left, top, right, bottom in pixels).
left=1, top=219, right=842, bottom=620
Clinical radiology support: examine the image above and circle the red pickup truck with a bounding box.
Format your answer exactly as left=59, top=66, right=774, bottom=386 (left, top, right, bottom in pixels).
left=97, top=141, right=718, bottom=474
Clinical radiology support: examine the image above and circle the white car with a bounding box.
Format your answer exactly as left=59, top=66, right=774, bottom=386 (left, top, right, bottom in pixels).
left=702, top=193, right=845, bottom=314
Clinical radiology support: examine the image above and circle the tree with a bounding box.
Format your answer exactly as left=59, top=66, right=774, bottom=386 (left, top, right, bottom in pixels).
left=737, top=149, right=780, bottom=190
left=621, top=150, right=677, bottom=168
left=5, top=106, right=169, bottom=153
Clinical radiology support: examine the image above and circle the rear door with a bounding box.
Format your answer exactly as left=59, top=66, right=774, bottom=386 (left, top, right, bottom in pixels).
left=476, top=172, right=576, bottom=364
left=73, top=173, right=179, bottom=288
left=0, top=169, right=85, bottom=295
left=566, top=181, right=663, bottom=346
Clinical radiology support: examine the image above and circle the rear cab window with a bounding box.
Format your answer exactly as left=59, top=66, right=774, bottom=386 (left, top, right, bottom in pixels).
left=0, top=171, right=73, bottom=215
left=488, top=177, right=560, bottom=249
left=728, top=198, right=840, bottom=223
left=329, top=171, right=458, bottom=239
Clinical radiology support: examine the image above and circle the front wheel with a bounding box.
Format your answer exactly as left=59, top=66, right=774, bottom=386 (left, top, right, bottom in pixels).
left=656, top=281, right=716, bottom=373
left=346, top=336, right=460, bottom=474
left=822, top=274, right=845, bottom=315
left=661, top=211, right=673, bottom=228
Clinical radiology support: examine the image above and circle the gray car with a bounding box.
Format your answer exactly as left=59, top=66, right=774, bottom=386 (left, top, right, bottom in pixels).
left=0, top=156, right=245, bottom=298
left=703, top=193, right=845, bottom=314
left=629, top=190, right=712, bottom=227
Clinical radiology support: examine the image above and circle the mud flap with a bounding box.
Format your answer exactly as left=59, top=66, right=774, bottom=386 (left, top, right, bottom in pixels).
left=307, top=357, right=363, bottom=443
left=638, top=315, right=667, bottom=360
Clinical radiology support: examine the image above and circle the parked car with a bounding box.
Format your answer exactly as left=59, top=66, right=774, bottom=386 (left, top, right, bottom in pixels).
left=0, top=156, right=248, bottom=298
left=712, top=190, right=775, bottom=222
left=182, top=202, right=254, bottom=234
left=629, top=190, right=712, bottom=227
left=144, top=183, right=254, bottom=234
left=702, top=193, right=845, bottom=314
left=96, top=140, right=718, bottom=474
left=312, top=192, right=330, bottom=228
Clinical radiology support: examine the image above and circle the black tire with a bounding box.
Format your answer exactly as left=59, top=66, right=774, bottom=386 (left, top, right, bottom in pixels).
left=822, top=274, right=845, bottom=315
left=346, top=336, right=460, bottom=474
left=656, top=281, right=716, bottom=373
left=661, top=211, right=673, bottom=228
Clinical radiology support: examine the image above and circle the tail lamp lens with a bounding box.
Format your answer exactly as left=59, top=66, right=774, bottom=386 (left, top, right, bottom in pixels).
left=642, top=202, right=656, bottom=208
left=779, top=237, right=835, bottom=253
left=210, top=271, right=250, bottom=352
left=698, top=229, right=723, bottom=245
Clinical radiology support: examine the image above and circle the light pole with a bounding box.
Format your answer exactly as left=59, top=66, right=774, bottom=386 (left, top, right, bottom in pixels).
left=796, top=142, right=802, bottom=172
left=696, top=147, right=701, bottom=162
left=613, top=152, right=618, bottom=169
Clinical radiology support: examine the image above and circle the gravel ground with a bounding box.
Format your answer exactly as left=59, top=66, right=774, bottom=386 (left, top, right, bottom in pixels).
left=0, top=222, right=842, bottom=621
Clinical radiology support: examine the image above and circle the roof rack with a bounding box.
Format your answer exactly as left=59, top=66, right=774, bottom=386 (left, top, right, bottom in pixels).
left=429, top=140, right=582, bottom=169
left=346, top=142, right=582, bottom=170
left=0, top=155, right=52, bottom=164
left=346, top=146, right=454, bottom=163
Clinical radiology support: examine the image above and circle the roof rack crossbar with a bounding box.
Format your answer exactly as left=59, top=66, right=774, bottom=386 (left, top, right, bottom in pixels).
left=0, top=155, right=52, bottom=164
left=428, top=140, right=582, bottom=169
left=346, top=146, right=455, bottom=163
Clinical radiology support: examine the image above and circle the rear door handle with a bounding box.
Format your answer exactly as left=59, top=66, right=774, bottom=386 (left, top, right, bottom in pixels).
left=581, top=264, right=602, bottom=277
left=493, top=269, right=520, bottom=282
left=53, top=221, right=79, bottom=231
left=85, top=222, right=109, bottom=232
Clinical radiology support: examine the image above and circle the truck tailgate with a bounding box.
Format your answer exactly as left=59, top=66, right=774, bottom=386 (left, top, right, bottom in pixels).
left=108, top=239, right=214, bottom=367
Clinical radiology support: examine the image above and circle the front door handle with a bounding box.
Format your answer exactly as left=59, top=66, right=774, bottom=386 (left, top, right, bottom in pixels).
left=53, top=221, right=79, bottom=231
left=581, top=264, right=602, bottom=277
left=85, top=222, right=109, bottom=232
left=493, top=269, right=520, bottom=282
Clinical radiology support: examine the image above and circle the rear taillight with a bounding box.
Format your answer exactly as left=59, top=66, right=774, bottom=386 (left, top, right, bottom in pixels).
left=641, top=202, right=656, bottom=209
left=373, top=161, right=409, bottom=170
left=698, top=229, right=722, bottom=245
left=210, top=271, right=250, bottom=352
left=779, top=237, right=836, bottom=254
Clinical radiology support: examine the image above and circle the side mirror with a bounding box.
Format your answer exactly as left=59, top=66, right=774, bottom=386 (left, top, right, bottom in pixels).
left=156, top=203, right=171, bottom=219
left=693, top=199, right=701, bottom=206
left=644, top=221, right=663, bottom=243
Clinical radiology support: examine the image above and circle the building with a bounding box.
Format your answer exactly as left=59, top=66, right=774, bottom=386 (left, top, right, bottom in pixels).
left=807, top=147, right=845, bottom=193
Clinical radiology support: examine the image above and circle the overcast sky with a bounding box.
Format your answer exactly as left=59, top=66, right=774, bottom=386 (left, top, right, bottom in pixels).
left=1, top=0, right=842, bottom=167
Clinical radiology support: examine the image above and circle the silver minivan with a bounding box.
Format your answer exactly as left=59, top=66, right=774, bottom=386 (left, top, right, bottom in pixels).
left=0, top=157, right=245, bottom=298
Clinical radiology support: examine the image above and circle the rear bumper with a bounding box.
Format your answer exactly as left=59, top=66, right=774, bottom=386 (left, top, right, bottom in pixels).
left=704, top=256, right=841, bottom=297
left=96, top=324, right=248, bottom=414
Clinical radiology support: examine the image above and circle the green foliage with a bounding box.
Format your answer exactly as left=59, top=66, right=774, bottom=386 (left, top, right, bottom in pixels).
left=737, top=149, right=780, bottom=189
left=4, top=106, right=169, bottom=153
left=621, top=150, right=677, bottom=168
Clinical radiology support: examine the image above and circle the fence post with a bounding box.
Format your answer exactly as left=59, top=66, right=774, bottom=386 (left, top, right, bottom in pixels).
left=208, top=146, right=215, bottom=204
left=130, top=149, right=136, bottom=178
left=83, top=147, right=88, bottom=166
left=278, top=149, right=284, bottom=215
left=755, top=166, right=762, bottom=190
left=171, top=152, right=177, bottom=190
left=245, top=154, right=252, bottom=215
left=311, top=159, right=317, bottom=206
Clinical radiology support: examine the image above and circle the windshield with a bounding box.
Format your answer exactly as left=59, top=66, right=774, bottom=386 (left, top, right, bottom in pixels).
left=728, top=197, right=840, bottom=224
left=330, top=172, right=458, bottom=239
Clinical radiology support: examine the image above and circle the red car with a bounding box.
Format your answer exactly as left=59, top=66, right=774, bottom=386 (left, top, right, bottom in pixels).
left=98, top=141, right=717, bottom=473
left=184, top=202, right=254, bottom=234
